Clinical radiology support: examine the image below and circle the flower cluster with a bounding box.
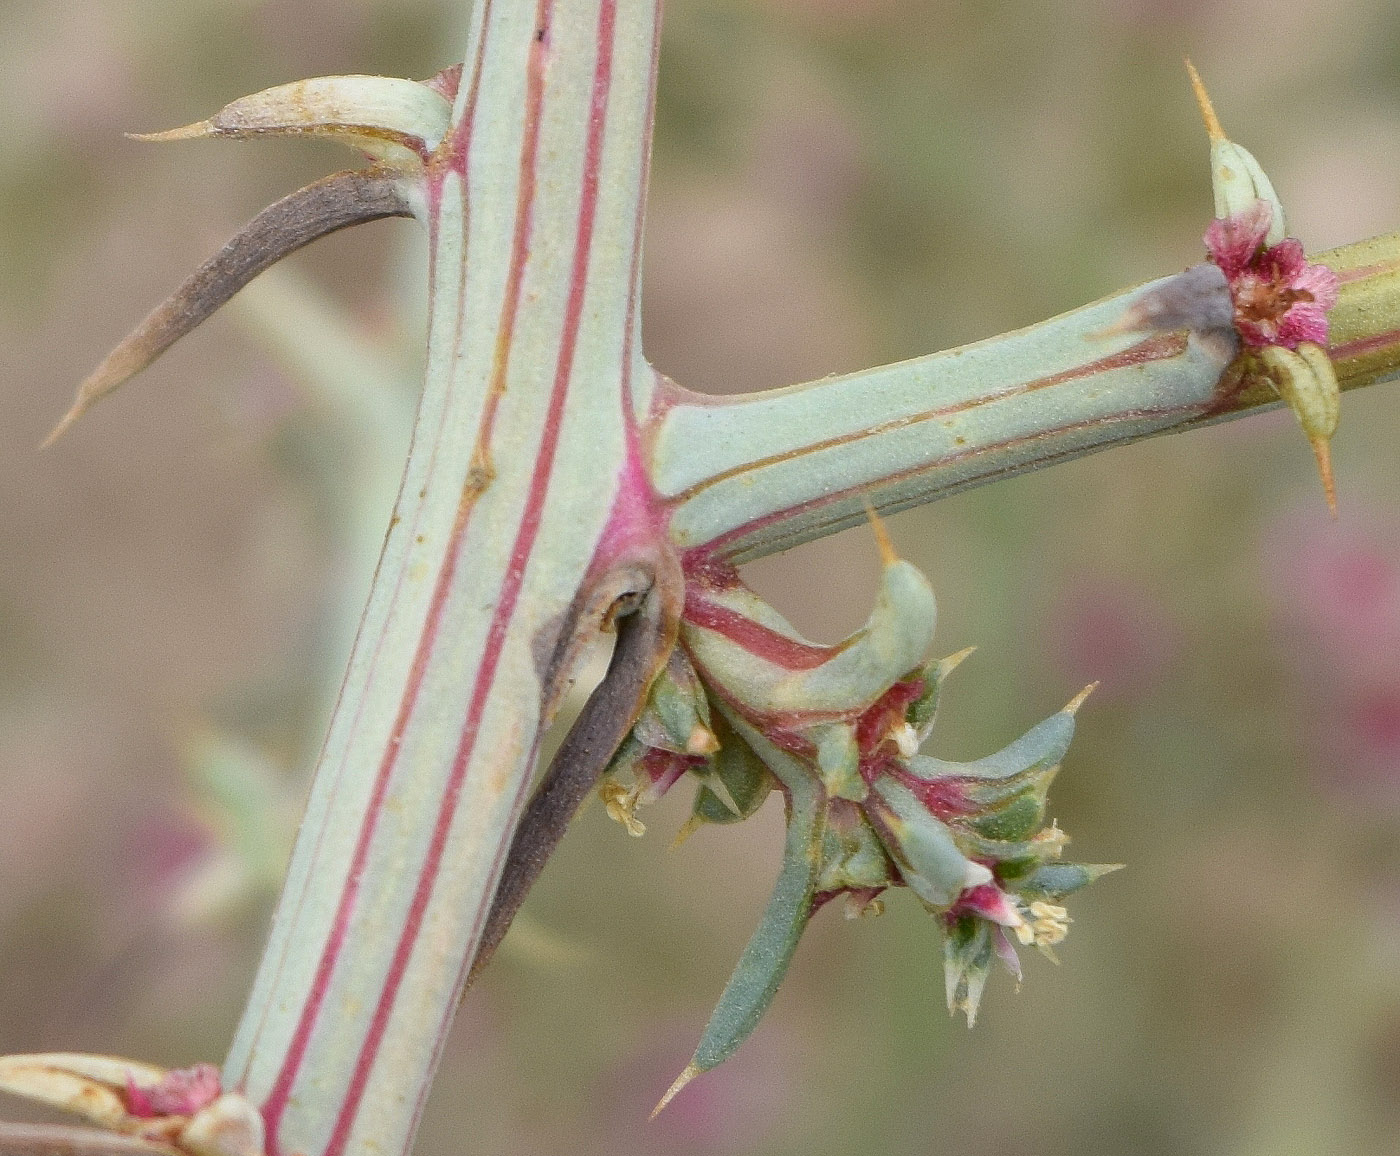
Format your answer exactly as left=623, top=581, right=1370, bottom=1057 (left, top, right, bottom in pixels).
left=1190, top=60, right=1343, bottom=512
left=599, top=536, right=1117, bottom=1109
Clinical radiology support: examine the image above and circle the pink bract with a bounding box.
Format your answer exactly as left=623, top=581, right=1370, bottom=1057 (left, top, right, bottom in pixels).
left=125, top=1063, right=222, bottom=1119
left=1204, top=200, right=1339, bottom=350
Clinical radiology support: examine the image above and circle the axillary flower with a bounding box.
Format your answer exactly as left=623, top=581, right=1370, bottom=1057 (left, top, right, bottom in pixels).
left=1189, top=62, right=1344, bottom=512
left=0, top=1053, right=264, bottom=1155
left=598, top=522, right=1119, bottom=1113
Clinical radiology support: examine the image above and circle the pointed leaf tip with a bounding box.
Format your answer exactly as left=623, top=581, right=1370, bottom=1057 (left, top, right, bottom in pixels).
left=44, top=169, right=412, bottom=440
left=651, top=1064, right=699, bottom=1119
left=670, top=815, right=705, bottom=851
left=1310, top=435, right=1339, bottom=517
left=126, top=121, right=216, bottom=143
left=938, top=645, right=977, bottom=677
left=1185, top=59, right=1225, bottom=142
left=1063, top=682, right=1098, bottom=716
left=863, top=498, right=898, bottom=566
left=40, top=405, right=83, bottom=449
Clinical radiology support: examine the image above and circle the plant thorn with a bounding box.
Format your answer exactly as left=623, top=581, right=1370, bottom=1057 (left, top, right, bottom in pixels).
left=651, top=1064, right=699, bottom=1119
left=126, top=122, right=216, bottom=143
left=938, top=645, right=977, bottom=678
left=863, top=499, right=898, bottom=566
left=1063, top=682, right=1099, bottom=716
left=1185, top=59, right=1225, bottom=142
left=670, top=815, right=705, bottom=851
left=1310, top=435, right=1339, bottom=517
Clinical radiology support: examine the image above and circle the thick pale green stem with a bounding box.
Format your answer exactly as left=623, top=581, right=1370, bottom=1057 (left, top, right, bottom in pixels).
left=221, top=5, right=661, bottom=1156
left=655, top=235, right=1400, bottom=563
left=175, top=15, right=1400, bottom=1156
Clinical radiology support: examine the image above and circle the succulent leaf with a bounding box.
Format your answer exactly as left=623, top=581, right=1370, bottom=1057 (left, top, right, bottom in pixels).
left=689, top=712, right=774, bottom=826
left=682, top=559, right=935, bottom=719
left=906, top=709, right=1074, bottom=784
left=658, top=764, right=825, bottom=1115
left=868, top=777, right=990, bottom=908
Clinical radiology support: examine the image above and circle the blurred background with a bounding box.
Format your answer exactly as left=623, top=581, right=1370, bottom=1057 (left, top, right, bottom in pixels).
left=4, top=1, right=1400, bottom=1153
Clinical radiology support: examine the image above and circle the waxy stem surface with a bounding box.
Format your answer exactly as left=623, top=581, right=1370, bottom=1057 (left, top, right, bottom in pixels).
left=16, top=4, right=1400, bottom=1156
left=220, top=23, right=1400, bottom=1155
left=222, top=6, right=665, bottom=1156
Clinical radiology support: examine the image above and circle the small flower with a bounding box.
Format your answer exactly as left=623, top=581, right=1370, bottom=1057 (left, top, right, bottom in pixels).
left=1187, top=61, right=1344, bottom=514
left=655, top=531, right=1118, bottom=1107
left=0, top=1052, right=264, bottom=1156
left=125, top=1063, right=221, bottom=1119
left=1018, top=900, right=1072, bottom=951
left=1204, top=201, right=1339, bottom=351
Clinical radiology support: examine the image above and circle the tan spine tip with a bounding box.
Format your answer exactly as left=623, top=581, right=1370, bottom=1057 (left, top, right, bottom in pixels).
left=863, top=498, right=898, bottom=566
left=1185, top=59, right=1226, bottom=142
left=651, top=1064, right=700, bottom=1119
left=669, top=815, right=705, bottom=852
left=939, top=645, right=978, bottom=677
left=39, top=404, right=84, bottom=449
left=1310, top=435, right=1339, bottom=517
left=127, top=120, right=218, bottom=143
left=1063, top=682, right=1099, bottom=716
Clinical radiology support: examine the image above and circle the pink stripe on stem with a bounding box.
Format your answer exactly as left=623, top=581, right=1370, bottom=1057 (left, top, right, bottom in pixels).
left=321, top=4, right=618, bottom=1154
left=683, top=595, right=839, bottom=670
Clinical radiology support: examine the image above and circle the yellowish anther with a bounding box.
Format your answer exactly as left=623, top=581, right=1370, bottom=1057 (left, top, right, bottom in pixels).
left=127, top=121, right=217, bottom=143
left=600, top=780, right=645, bottom=837
left=685, top=723, right=720, bottom=757
left=1186, top=58, right=1226, bottom=142
left=1063, top=682, right=1099, bottom=716
left=652, top=1064, right=700, bottom=1119
left=844, top=894, right=885, bottom=919
left=1027, top=900, right=1072, bottom=949
left=864, top=498, right=898, bottom=566
left=891, top=721, right=920, bottom=759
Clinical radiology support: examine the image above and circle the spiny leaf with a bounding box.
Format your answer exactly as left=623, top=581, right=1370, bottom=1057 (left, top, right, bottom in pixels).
left=45, top=170, right=412, bottom=445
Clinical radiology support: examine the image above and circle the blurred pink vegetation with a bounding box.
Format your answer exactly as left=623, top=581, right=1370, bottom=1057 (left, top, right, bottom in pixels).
left=1266, top=508, right=1400, bottom=799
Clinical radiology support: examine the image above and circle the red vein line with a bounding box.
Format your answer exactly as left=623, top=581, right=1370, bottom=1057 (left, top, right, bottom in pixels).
left=257, top=4, right=523, bottom=1150
left=1335, top=258, right=1400, bottom=285
left=698, top=400, right=1206, bottom=561
left=408, top=4, right=657, bottom=1140
left=683, top=595, right=840, bottom=670
left=666, top=334, right=1188, bottom=504
left=247, top=15, right=497, bottom=1114
left=1331, top=327, right=1400, bottom=363
left=322, top=4, right=617, bottom=1153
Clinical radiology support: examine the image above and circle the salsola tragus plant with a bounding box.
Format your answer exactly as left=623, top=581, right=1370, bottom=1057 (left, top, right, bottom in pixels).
left=5, top=5, right=1400, bottom=1156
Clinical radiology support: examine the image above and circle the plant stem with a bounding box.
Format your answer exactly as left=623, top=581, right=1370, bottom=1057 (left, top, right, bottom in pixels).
left=221, top=5, right=663, bottom=1155
left=210, top=5, right=1400, bottom=1152
left=655, top=234, right=1400, bottom=564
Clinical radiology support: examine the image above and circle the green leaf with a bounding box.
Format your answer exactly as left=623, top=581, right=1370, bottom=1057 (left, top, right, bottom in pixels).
left=658, top=774, right=825, bottom=1113
left=1014, top=862, right=1122, bottom=899
left=690, top=713, right=774, bottom=825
